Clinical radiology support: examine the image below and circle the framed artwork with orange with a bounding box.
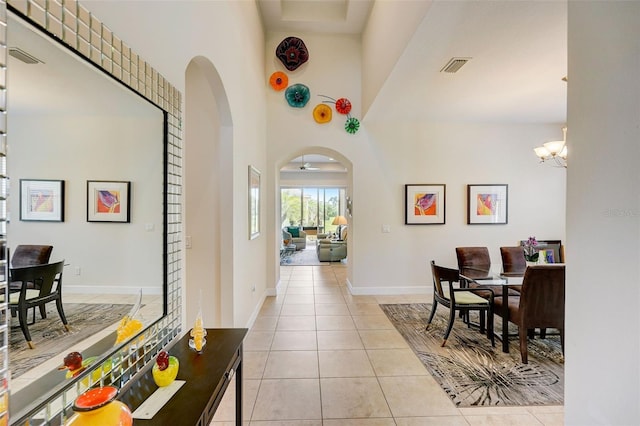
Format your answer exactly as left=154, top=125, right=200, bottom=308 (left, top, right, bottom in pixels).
left=467, top=184, right=508, bottom=225
left=405, top=184, right=446, bottom=225
left=87, top=180, right=131, bottom=223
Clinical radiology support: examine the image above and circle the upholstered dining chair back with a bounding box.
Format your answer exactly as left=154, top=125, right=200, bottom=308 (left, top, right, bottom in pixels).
left=519, top=265, right=565, bottom=331
left=455, top=247, right=491, bottom=270
left=11, top=245, right=53, bottom=268
left=500, top=246, right=527, bottom=274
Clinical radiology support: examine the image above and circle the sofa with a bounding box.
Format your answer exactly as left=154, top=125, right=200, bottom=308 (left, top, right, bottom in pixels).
left=316, top=226, right=347, bottom=262
left=282, top=226, right=307, bottom=250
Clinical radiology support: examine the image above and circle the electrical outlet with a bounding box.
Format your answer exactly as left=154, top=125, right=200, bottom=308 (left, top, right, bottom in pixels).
left=74, top=267, right=81, bottom=275
left=382, top=224, right=391, bottom=233
left=186, top=236, right=192, bottom=249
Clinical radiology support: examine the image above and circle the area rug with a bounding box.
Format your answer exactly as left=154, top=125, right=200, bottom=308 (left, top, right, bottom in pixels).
left=281, top=240, right=330, bottom=266
left=9, top=303, right=133, bottom=378
left=380, top=303, right=564, bottom=407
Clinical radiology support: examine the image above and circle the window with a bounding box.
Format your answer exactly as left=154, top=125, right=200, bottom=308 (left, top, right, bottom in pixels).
left=281, top=187, right=345, bottom=233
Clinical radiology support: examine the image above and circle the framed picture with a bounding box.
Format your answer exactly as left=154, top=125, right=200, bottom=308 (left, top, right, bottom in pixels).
left=249, top=165, right=261, bottom=239
left=467, top=184, right=508, bottom=225
left=87, top=180, right=131, bottom=223
left=405, top=184, right=446, bottom=225
left=20, top=179, right=65, bottom=222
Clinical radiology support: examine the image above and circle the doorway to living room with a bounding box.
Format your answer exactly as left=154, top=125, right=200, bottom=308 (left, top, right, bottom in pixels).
left=280, top=154, right=349, bottom=266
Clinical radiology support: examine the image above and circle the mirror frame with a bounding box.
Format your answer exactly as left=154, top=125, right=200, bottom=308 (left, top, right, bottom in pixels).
left=3, top=1, right=183, bottom=424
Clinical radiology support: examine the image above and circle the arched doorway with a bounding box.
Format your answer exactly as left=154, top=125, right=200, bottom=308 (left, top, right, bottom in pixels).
left=276, top=148, right=353, bottom=273
left=184, top=57, right=234, bottom=327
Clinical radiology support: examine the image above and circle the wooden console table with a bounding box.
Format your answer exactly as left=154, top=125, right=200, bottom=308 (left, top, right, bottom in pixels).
left=119, top=328, right=247, bottom=425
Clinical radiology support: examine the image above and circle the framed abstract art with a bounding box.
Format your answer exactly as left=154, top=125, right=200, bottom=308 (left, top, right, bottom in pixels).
left=405, top=184, right=446, bottom=225
left=467, top=184, right=508, bottom=225
left=20, top=179, right=65, bottom=222
left=87, top=180, right=131, bottom=223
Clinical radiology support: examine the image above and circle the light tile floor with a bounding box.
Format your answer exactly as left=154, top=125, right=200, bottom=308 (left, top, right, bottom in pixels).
left=212, top=264, right=564, bottom=425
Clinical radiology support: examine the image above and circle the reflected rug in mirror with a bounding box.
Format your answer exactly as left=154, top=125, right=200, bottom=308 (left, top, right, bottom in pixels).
left=9, top=303, right=133, bottom=378
left=380, top=303, right=564, bottom=407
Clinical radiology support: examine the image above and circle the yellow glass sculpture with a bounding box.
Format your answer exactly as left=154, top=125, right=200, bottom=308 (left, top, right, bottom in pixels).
left=189, top=306, right=207, bottom=353
left=115, top=290, right=144, bottom=345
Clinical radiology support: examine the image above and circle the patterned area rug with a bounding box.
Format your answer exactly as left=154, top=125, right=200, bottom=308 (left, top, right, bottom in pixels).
left=380, top=303, right=564, bottom=407
left=281, top=240, right=330, bottom=266
left=9, top=303, right=132, bottom=378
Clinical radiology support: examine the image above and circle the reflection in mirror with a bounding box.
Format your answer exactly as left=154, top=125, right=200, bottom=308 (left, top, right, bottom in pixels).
left=7, top=12, right=166, bottom=417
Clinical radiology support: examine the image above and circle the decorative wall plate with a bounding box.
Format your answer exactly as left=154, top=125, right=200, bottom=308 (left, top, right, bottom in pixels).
left=276, top=36, right=309, bottom=71
left=285, top=83, right=310, bottom=108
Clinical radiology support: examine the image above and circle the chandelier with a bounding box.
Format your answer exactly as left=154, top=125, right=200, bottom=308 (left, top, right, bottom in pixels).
left=534, top=127, right=567, bottom=168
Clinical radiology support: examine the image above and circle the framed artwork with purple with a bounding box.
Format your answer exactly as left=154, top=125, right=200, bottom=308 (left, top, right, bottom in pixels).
left=467, top=184, right=508, bottom=225
left=405, top=184, right=446, bottom=225
left=87, top=180, right=131, bottom=223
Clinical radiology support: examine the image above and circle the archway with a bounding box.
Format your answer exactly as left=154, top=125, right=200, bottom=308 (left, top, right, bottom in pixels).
left=274, top=147, right=353, bottom=287
left=184, top=56, right=234, bottom=327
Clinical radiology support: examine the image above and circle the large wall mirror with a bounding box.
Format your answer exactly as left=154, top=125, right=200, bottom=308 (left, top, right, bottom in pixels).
left=5, top=3, right=182, bottom=424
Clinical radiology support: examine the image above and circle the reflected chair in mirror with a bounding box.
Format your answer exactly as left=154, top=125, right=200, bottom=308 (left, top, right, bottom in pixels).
left=427, top=261, right=494, bottom=347
left=9, top=245, right=54, bottom=294
left=500, top=246, right=527, bottom=274
left=493, top=265, right=565, bottom=363
left=6, top=260, right=69, bottom=349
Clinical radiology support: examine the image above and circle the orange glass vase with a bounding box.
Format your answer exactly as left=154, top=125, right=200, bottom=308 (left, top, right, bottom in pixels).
left=65, top=386, right=132, bottom=426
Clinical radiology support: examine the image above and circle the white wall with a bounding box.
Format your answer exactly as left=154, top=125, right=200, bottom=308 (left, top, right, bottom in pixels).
left=566, top=2, right=640, bottom=424
left=9, top=113, right=164, bottom=294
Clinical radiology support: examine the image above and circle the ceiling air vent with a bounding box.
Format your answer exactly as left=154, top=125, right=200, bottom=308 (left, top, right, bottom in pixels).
left=440, top=57, right=471, bottom=73
left=9, top=47, right=43, bottom=65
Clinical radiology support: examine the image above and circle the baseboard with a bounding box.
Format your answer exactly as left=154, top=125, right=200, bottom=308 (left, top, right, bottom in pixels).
left=346, top=278, right=431, bottom=296
left=65, top=285, right=162, bottom=295
left=244, top=289, right=270, bottom=329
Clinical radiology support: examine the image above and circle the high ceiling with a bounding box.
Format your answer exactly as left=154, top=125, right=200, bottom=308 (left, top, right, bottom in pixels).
left=258, top=0, right=567, bottom=124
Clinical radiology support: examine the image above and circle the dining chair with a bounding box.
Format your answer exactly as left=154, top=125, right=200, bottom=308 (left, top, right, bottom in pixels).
left=9, top=245, right=54, bottom=295
left=6, top=261, right=69, bottom=349
left=456, top=246, right=521, bottom=297
left=493, top=264, right=565, bottom=363
left=500, top=246, right=527, bottom=274
left=427, top=261, right=494, bottom=347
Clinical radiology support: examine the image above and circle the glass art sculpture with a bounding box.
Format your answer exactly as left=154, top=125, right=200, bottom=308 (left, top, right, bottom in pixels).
left=189, top=303, right=207, bottom=353
left=345, top=117, right=360, bottom=134
left=313, top=104, right=332, bottom=123
left=285, top=84, right=311, bottom=108
left=269, top=71, right=288, bottom=91
left=275, top=36, right=309, bottom=71
left=115, top=290, right=143, bottom=345
left=65, top=386, right=132, bottom=426
left=152, top=351, right=179, bottom=387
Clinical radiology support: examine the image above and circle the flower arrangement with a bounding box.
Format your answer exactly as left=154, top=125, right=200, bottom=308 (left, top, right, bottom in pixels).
left=523, top=236, right=539, bottom=262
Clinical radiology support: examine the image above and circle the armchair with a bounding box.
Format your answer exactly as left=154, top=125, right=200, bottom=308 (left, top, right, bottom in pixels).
left=316, top=239, right=347, bottom=262
left=282, top=226, right=307, bottom=250
left=316, top=225, right=347, bottom=261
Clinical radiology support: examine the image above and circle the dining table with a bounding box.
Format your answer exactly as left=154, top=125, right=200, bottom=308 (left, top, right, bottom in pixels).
left=460, top=267, right=524, bottom=353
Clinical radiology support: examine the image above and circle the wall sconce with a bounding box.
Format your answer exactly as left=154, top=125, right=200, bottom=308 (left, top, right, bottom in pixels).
left=534, top=127, right=567, bottom=168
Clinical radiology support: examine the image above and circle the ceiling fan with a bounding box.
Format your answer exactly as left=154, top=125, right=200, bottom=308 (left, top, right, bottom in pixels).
left=299, top=155, right=320, bottom=171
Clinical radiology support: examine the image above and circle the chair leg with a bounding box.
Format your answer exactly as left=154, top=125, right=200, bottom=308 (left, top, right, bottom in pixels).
left=17, top=305, right=34, bottom=349
left=479, top=310, right=485, bottom=334
left=560, top=329, right=565, bottom=355
left=441, top=307, right=456, bottom=347
left=55, top=298, right=70, bottom=331
left=425, top=300, right=438, bottom=329
left=487, top=308, right=495, bottom=347
left=519, top=326, right=529, bottom=364
left=39, top=305, right=47, bottom=319
left=540, top=328, right=547, bottom=339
